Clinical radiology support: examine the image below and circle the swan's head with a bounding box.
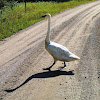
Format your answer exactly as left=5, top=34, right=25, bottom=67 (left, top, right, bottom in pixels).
left=42, top=13, right=51, bottom=19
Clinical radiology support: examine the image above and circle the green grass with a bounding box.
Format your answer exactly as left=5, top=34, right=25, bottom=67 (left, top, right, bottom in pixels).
left=0, top=0, right=96, bottom=40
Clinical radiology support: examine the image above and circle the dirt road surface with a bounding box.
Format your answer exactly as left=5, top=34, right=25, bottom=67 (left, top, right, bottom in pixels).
left=0, top=1, right=100, bottom=100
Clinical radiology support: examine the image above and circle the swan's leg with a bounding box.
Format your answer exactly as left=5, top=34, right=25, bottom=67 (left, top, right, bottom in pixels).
left=58, top=62, right=66, bottom=70
left=62, top=62, right=67, bottom=68
left=64, top=62, right=66, bottom=67
left=43, top=61, right=56, bottom=71
left=48, top=61, right=56, bottom=70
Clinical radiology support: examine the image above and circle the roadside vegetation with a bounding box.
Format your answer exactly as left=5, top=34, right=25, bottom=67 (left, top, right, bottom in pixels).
left=0, top=0, right=96, bottom=40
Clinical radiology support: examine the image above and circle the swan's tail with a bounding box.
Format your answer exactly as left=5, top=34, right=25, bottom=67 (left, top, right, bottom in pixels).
left=69, top=54, right=80, bottom=61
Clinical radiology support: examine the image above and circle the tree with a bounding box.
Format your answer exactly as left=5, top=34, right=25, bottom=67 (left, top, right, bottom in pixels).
left=0, top=0, right=7, bottom=9
left=25, top=0, right=26, bottom=13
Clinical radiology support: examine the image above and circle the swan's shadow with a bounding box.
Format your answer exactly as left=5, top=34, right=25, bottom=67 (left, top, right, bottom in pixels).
left=5, top=70, right=74, bottom=93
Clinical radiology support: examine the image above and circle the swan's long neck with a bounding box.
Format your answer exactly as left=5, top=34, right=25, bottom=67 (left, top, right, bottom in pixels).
left=45, top=15, right=51, bottom=44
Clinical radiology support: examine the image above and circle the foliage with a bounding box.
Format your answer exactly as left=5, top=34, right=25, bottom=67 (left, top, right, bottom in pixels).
left=0, top=0, right=7, bottom=9
left=0, top=0, right=96, bottom=40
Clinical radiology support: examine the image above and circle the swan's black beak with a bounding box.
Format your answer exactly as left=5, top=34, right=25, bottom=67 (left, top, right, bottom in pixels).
left=41, top=15, right=47, bottom=18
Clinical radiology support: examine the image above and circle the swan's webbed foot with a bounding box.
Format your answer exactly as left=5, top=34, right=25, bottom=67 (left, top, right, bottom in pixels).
left=64, top=62, right=66, bottom=67
left=43, top=61, right=56, bottom=71
left=43, top=67, right=51, bottom=71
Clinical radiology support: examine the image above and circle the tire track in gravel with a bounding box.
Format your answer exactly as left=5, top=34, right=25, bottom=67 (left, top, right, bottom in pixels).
left=75, top=16, right=100, bottom=100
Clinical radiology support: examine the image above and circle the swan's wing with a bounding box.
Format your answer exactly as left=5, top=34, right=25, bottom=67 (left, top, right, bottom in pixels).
left=46, top=42, right=72, bottom=59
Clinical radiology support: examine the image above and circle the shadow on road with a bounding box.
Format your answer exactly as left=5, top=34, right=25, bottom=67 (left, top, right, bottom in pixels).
left=5, top=70, right=74, bottom=93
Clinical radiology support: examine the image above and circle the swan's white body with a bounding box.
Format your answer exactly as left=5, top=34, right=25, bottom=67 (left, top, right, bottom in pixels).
left=45, top=41, right=80, bottom=62
left=43, top=14, right=80, bottom=70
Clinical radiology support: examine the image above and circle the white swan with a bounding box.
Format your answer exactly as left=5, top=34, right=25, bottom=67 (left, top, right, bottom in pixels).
left=42, top=13, right=80, bottom=71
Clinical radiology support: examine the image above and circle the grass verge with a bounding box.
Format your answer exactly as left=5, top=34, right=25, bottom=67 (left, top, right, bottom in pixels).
left=0, top=0, right=96, bottom=40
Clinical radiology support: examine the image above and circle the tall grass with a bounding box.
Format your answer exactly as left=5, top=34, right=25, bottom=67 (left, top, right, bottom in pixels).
left=0, top=0, right=96, bottom=40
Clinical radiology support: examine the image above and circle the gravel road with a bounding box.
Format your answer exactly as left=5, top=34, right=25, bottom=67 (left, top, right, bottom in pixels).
left=0, top=1, right=100, bottom=100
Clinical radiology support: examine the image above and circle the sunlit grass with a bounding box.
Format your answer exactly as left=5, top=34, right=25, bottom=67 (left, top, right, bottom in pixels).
left=0, top=0, right=96, bottom=40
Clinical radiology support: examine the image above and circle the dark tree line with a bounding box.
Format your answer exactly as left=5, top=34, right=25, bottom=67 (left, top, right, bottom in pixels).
left=18, top=0, right=71, bottom=2
left=0, top=0, right=72, bottom=9
left=0, top=0, right=17, bottom=9
left=0, top=0, right=7, bottom=9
